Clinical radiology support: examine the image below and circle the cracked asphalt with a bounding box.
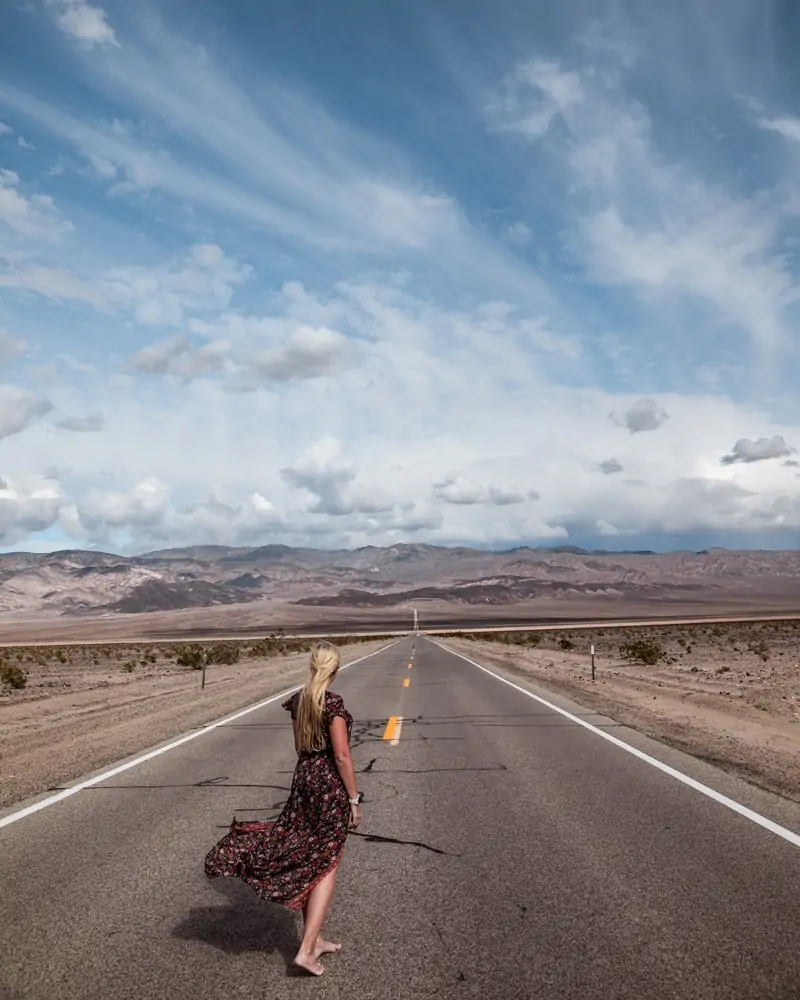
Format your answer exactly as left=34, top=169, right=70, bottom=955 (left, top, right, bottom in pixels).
left=3, top=636, right=800, bottom=999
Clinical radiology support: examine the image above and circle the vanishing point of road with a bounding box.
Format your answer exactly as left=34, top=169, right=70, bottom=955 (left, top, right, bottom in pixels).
left=3, top=636, right=800, bottom=998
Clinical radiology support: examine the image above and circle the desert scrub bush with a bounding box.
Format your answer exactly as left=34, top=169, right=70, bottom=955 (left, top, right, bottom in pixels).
left=122, top=661, right=136, bottom=673
left=0, top=660, right=28, bottom=689
left=175, top=644, right=205, bottom=669
left=620, top=638, right=664, bottom=666
left=206, top=642, right=241, bottom=665
left=558, top=637, right=575, bottom=650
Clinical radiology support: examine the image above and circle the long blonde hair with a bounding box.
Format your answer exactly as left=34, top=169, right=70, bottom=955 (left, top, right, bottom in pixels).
left=295, top=641, right=341, bottom=753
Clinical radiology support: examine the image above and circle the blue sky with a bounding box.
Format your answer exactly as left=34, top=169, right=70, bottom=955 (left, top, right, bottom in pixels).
left=0, top=0, right=799, bottom=554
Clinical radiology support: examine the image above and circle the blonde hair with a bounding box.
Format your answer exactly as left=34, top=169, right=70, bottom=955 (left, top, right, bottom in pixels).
left=295, top=641, right=341, bottom=753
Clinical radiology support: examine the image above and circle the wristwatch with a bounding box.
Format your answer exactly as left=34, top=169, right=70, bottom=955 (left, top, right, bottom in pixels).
left=349, top=793, right=362, bottom=805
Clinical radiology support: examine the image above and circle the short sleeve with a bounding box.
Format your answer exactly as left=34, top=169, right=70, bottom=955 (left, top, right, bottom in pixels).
left=324, top=691, right=348, bottom=722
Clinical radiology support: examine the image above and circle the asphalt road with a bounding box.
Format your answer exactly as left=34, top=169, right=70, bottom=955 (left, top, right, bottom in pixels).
left=3, top=637, right=800, bottom=999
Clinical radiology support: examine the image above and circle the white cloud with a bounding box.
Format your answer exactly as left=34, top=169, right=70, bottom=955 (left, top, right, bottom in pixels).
left=49, top=0, right=119, bottom=49
left=103, top=244, right=251, bottom=326
left=69, top=477, right=169, bottom=539
left=246, top=326, right=354, bottom=383
left=0, top=169, right=72, bottom=241
left=431, top=473, right=538, bottom=506
left=2, top=243, right=249, bottom=325
left=0, top=385, right=53, bottom=441
left=757, top=115, right=800, bottom=145
left=280, top=435, right=394, bottom=518
left=0, top=474, right=65, bottom=544
left=0, top=122, right=13, bottom=136
left=614, top=397, right=670, bottom=434
left=598, top=458, right=623, bottom=475
left=490, top=58, right=583, bottom=138
left=130, top=336, right=229, bottom=380
left=721, top=435, right=796, bottom=466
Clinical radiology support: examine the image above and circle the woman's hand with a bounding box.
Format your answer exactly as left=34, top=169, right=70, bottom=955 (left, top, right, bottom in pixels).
left=349, top=803, right=362, bottom=830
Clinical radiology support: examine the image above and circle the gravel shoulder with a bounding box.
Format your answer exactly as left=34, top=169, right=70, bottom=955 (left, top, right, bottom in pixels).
left=0, top=637, right=391, bottom=810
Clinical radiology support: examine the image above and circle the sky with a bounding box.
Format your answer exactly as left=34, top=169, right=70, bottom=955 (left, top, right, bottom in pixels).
left=0, top=0, right=800, bottom=555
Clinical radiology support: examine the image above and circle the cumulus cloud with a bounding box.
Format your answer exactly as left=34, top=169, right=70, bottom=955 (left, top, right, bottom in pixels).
left=0, top=169, right=72, bottom=241
left=721, top=435, right=796, bottom=466
left=614, top=398, right=670, bottom=434
left=431, top=474, right=537, bottom=506
left=55, top=412, right=105, bottom=432
left=66, top=477, right=170, bottom=543
left=598, top=457, right=623, bottom=475
left=0, top=474, right=65, bottom=544
left=0, top=385, right=53, bottom=440
left=48, top=1, right=119, bottom=49
left=248, top=326, right=354, bottom=382
left=281, top=436, right=394, bottom=517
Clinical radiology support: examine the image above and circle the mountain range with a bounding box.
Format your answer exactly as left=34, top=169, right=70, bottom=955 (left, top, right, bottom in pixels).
left=2, top=543, right=800, bottom=618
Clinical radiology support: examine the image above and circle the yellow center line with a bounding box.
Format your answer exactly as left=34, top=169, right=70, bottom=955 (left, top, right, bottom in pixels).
left=382, top=715, right=403, bottom=742
left=403, top=677, right=410, bottom=688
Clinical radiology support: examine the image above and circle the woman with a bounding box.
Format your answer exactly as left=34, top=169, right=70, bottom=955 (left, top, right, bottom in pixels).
left=204, top=640, right=362, bottom=976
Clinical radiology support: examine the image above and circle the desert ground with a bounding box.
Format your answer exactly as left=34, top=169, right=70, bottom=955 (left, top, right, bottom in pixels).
left=2, top=618, right=799, bottom=814
left=0, top=633, right=390, bottom=810
left=2, top=591, right=800, bottom=645
left=441, top=618, right=800, bottom=804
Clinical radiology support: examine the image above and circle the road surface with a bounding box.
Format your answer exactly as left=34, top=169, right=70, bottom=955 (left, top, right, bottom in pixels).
left=3, top=637, right=800, bottom=999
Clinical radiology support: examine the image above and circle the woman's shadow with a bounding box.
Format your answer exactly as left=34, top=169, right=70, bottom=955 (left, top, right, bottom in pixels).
left=172, top=879, right=299, bottom=973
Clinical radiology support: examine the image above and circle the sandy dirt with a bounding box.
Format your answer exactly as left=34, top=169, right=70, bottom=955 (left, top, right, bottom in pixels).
left=0, top=636, right=391, bottom=810
left=442, top=619, right=800, bottom=803
left=2, top=591, right=799, bottom=644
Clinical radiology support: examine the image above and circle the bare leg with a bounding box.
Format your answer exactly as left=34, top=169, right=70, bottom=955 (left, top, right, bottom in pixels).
left=293, top=867, right=339, bottom=975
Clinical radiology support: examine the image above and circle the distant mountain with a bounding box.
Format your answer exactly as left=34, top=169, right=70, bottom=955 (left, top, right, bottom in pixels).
left=1, top=542, right=799, bottom=617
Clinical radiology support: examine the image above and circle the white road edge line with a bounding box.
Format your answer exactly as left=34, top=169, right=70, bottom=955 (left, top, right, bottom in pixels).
left=430, top=639, right=800, bottom=850
left=0, top=638, right=401, bottom=831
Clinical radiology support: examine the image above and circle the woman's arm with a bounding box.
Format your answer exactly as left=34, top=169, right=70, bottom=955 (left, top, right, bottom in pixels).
left=330, top=716, right=361, bottom=829
left=330, top=716, right=358, bottom=800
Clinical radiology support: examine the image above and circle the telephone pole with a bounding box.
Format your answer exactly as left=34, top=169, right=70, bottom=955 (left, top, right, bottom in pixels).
left=413, top=607, right=419, bottom=634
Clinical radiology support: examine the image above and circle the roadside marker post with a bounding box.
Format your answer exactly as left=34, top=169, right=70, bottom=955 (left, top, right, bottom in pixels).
left=201, top=649, right=208, bottom=690
left=590, top=644, right=596, bottom=682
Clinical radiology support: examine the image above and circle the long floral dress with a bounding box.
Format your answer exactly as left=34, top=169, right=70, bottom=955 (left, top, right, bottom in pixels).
left=204, top=689, right=353, bottom=912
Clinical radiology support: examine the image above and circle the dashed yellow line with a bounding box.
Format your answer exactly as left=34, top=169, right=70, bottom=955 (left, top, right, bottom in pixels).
left=403, top=677, right=410, bottom=688
left=382, top=715, right=403, bottom=743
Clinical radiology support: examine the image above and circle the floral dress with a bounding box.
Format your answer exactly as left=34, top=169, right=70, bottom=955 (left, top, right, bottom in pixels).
left=204, top=689, right=353, bottom=912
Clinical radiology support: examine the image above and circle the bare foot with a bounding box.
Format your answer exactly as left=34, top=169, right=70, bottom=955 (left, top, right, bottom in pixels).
left=315, top=938, right=342, bottom=958
left=293, top=950, right=325, bottom=976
